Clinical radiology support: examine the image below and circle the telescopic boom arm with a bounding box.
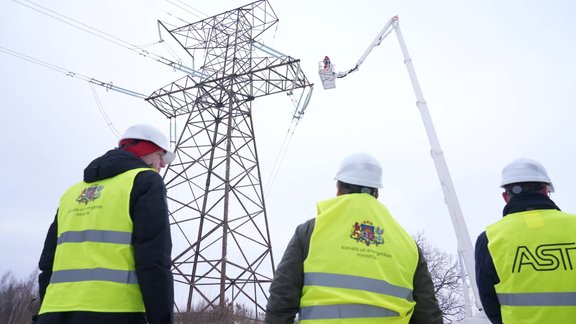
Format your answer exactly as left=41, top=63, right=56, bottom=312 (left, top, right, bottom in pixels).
left=334, top=18, right=396, bottom=79
left=329, top=16, right=484, bottom=318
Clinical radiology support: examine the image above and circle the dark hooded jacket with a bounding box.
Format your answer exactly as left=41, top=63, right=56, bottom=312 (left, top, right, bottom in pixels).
left=36, top=149, right=174, bottom=324
left=474, top=193, right=560, bottom=324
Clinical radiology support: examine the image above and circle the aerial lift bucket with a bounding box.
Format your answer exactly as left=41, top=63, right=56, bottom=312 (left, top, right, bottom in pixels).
left=318, top=58, right=336, bottom=90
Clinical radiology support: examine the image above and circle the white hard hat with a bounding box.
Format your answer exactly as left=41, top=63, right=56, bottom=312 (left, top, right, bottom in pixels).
left=500, top=158, right=554, bottom=192
left=120, top=124, right=176, bottom=164
left=335, top=152, right=383, bottom=188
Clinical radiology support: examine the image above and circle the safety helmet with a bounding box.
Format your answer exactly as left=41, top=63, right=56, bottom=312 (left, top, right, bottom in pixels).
left=500, top=158, right=554, bottom=192
left=335, top=152, right=383, bottom=188
left=119, top=124, right=175, bottom=164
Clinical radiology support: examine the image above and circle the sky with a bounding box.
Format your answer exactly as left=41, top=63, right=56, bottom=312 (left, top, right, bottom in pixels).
left=1, top=0, right=576, bottom=311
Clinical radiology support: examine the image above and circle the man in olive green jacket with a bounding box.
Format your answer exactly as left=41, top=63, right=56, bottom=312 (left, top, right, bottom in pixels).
left=265, top=153, right=443, bottom=323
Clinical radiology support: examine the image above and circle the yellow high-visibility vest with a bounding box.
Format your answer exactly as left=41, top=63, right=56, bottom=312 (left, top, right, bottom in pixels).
left=39, top=168, right=153, bottom=314
left=486, top=209, right=576, bottom=323
left=300, top=194, right=418, bottom=324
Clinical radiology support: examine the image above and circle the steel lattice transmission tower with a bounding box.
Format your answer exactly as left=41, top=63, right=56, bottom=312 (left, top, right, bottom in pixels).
left=145, top=0, right=313, bottom=316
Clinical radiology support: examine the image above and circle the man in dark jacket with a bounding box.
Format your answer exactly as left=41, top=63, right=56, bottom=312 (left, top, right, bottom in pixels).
left=35, top=124, right=175, bottom=324
left=475, top=158, right=576, bottom=323
left=265, top=152, right=443, bottom=324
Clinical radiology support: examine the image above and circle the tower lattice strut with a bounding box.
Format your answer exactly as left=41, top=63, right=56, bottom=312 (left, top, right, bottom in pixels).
left=146, top=0, right=313, bottom=318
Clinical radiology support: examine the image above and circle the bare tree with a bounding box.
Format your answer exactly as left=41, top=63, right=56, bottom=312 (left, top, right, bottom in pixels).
left=0, top=270, right=40, bottom=324
left=415, top=232, right=466, bottom=323
left=5, top=240, right=464, bottom=324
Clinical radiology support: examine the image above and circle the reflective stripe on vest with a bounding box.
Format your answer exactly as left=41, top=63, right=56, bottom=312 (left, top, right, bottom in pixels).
left=498, top=292, right=576, bottom=306
left=50, top=268, right=138, bottom=284
left=57, top=230, right=132, bottom=245
left=300, top=304, right=399, bottom=321
left=39, top=167, right=153, bottom=314
left=300, top=194, right=418, bottom=323
left=305, top=272, right=413, bottom=302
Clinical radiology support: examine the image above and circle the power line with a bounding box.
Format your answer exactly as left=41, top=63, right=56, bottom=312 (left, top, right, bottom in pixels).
left=13, top=0, right=135, bottom=50
left=0, top=46, right=147, bottom=99
left=164, top=0, right=207, bottom=21
left=7, top=0, right=310, bottom=200
left=139, top=0, right=200, bottom=26
left=89, top=83, right=122, bottom=139
left=264, top=121, right=297, bottom=199
left=12, top=0, right=203, bottom=76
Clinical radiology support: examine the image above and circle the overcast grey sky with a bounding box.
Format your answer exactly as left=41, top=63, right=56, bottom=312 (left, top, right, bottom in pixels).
left=1, top=0, right=576, bottom=309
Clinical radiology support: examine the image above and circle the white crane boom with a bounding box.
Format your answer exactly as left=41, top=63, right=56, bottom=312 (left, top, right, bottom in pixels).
left=334, top=18, right=396, bottom=79
left=321, top=16, right=488, bottom=322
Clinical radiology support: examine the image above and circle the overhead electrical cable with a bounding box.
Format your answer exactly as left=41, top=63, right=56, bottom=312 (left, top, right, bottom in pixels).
left=264, top=125, right=295, bottom=199
left=0, top=45, right=142, bottom=140
left=9, top=0, right=310, bottom=198
left=140, top=0, right=199, bottom=25
left=169, top=0, right=208, bottom=18
left=0, top=46, right=147, bottom=99
left=164, top=0, right=207, bottom=21
left=89, top=83, right=122, bottom=139
left=12, top=0, right=202, bottom=77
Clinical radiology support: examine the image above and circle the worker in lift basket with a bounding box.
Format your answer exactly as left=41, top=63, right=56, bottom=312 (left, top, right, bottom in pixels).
left=475, top=158, right=576, bottom=323
left=265, top=152, right=443, bottom=323
left=322, top=56, right=331, bottom=70
left=34, top=124, right=175, bottom=324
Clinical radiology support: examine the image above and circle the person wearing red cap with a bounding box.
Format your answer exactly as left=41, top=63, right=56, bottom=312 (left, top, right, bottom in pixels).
left=35, top=124, right=175, bottom=324
left=118, top=139, right=167, bottom=172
